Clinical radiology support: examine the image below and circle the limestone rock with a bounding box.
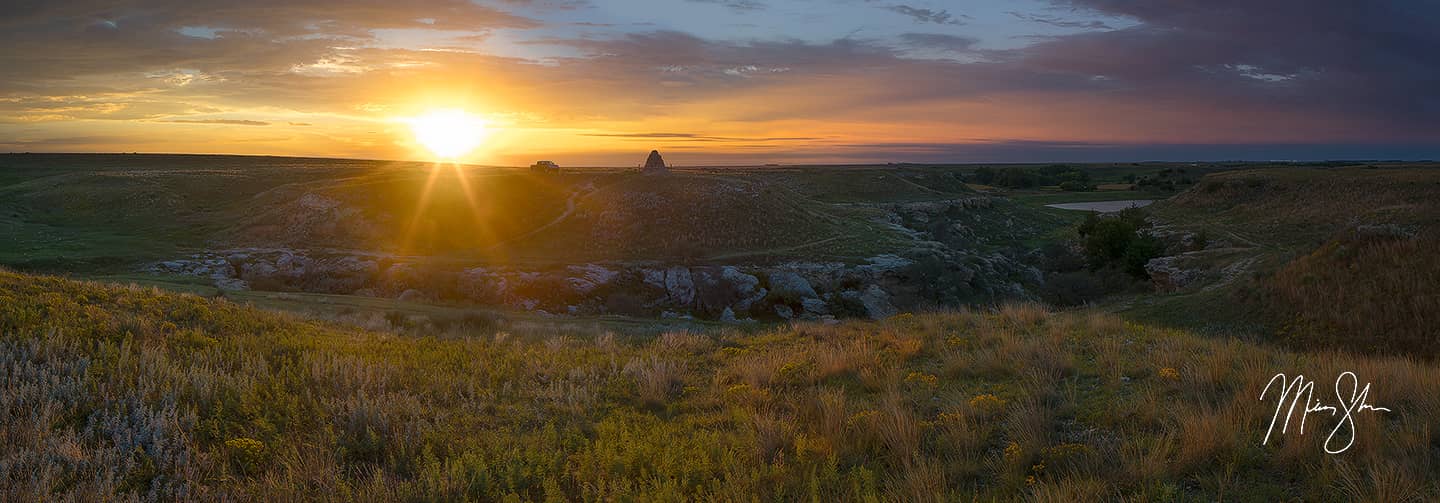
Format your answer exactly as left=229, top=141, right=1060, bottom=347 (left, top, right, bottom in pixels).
left=843, top=285, right=898, bottom=320
left=566, top=264, right=618, bottom=294
left=642, top=268, right=667, bottom=289
left=1145, top=255, right=1204, bottom=292
left=720, top=266, right=760, bottom=295
left=664, top=266, right=695, bottom=305
left=720, top=307, right=740, bottom=324
left=774, top=304, right=795, bottom=320
left=733, top=287, right=767, bottom=313
left=641, top=150, right=668, bottom=174
left=768, top=271, right=817, bottom=301
left=801, top=298, right=829, bottom=317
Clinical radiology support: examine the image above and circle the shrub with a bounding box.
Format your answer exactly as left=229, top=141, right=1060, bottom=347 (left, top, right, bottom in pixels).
left=1077, top=208, right=1162, bottom=279
left=225, top=437, right=267, bottom=474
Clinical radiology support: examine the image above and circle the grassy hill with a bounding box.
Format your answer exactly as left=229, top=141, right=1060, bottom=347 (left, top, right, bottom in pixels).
left=3, top=269, right=1434, bottom=501
left=0, top=155, right=997, bottom=269
left=1121, top=166, right=1440, bottom=356
left=509, top=172, right=910, bottom=263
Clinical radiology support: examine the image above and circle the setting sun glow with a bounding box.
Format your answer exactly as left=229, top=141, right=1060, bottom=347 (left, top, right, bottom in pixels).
left=404, top=109, right=488, bottom=160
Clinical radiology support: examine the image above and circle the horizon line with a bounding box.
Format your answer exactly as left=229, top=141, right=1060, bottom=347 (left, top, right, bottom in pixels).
left=3, top=151, right=1434, bottom=168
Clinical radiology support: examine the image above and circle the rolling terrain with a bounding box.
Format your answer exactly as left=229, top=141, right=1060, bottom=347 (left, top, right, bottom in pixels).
left=2, top=269, right=1434, bottom=501
left=3, top=156, right=1439, bottom=501
left=0, top=154, right=1086, bottom=321
left=1123, top=165, right=1440, bottom=356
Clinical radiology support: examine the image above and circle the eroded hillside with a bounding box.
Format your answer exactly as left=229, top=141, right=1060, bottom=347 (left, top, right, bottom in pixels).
left=1130, top=165, right=1440, bottom=356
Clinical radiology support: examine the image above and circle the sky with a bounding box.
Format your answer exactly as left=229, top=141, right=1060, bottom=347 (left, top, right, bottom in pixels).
left=2, top=0, right=1438, bottom=165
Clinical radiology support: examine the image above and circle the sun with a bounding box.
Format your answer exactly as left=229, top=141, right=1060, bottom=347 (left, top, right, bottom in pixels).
left=404, top=109, right=488, bottom=160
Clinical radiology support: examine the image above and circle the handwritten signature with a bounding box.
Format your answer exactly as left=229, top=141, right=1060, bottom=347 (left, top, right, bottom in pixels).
left=1260, top=371, right=1390, bottom=454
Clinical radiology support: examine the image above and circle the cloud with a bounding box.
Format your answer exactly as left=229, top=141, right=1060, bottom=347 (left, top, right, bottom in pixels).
left=582, top=132, right=820, bottom=142
left=161, top=119, right=271, bottom=126
left=899, top=33, right=979, bottom=52
left=829, top=140, right=1440, bottom=163
left=884, top=5, right=964, bottom=25
left=687, top=0, right=766, bottom=12
left=1, top=0, right=1437, bottom=162
left=1007, top=11, right=1111, bottom=30
left=1011, top=0, right=1440, bottom=127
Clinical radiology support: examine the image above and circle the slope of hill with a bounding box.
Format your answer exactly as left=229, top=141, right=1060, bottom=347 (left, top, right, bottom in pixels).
left=2, top=269, right=1434, bottom=501
left=508, top=172, right=910, bottom=262
left=1123, top=166, right=1440, bottom=356
left=1, top=154, right=1076, bottom=320
left=0, top=155, right=968, bottom=267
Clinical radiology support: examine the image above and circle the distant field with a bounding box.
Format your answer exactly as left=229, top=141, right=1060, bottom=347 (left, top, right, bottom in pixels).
left=0, top=154, right=1053, bottom=270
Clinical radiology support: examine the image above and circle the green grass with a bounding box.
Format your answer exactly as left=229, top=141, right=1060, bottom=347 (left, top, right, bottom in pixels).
left=0, top=155, right=953, bottom=269
left=3, top=270, right=1435, bottom=501
left=0, top=154, right=1301, bottom=273
left=505, top=172, right=912, bottom=263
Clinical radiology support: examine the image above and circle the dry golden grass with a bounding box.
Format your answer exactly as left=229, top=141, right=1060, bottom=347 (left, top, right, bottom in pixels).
left=1265, top=230, right=1440, bottom=357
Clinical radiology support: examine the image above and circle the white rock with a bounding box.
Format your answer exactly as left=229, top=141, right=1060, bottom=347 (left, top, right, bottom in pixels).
left=664, top=266, right=695, bottom=306
left=768, top=271, right=817, bottom=301
left=774, top=304, right=795, bottom=320
left=801, top=298, right=829, bottom=316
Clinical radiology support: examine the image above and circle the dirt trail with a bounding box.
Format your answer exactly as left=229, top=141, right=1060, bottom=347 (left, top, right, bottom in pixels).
left=482, top=190, right=579, bottom=251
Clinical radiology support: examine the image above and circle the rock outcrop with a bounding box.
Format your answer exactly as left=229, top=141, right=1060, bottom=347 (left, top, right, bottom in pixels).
left=767, top=271, right=817, bottom=302
left=662, top=266, right=695, bottom=306
left=860, top=285, right=898, bottom=319
left=641, top=150, right=668, bottom=174
left=566, top=264, right=618, bottom=294
left=146, top=247, right=1030, bottom=322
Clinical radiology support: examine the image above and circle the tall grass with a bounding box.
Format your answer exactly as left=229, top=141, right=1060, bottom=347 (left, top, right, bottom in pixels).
left=1263, top=229, right=1440, bottom=357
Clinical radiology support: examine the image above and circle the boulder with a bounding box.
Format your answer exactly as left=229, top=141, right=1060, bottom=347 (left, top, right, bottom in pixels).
left=693, top=266, right=762, bottom=314
left=774, top=304, right=795, bottom=320
left=843, top=285, right=898, bottom=320
left=457, top=267, right=506, bottom=302
left=855, top=254, right=912, bottom=279
left=720, top=307, right=740, bottom=324
left=566, top=264, right=618, bottom=294
left=733, top=287, right=767, bottom=313
left=768, top=271, right=817, bottom=301
left=274, top=252, right=310, bottom=277
left=1145, top=255, right=1202, bottom=292
left=398, top=289, right=426, bottom=302
left=664, top=266, right=695, bottom=306
left=720, top=266, right=760, bottom=294
left=801, top=298, right=829, bottom=317
left=642, top=268, right=667, bottom=289
left=239, top=261, right=280, bottom=282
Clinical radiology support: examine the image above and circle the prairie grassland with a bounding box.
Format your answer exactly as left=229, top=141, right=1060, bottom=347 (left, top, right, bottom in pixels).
left=1262, top=228, right=1440, bottom=357
left=1127, top=166, right=1440, bottom=350
left=1, top=270, right=1436, bottom=501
